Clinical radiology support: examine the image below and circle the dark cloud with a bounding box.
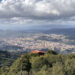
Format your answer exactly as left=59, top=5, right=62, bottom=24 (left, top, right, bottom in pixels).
left=0, top=0, right=75, bottom=25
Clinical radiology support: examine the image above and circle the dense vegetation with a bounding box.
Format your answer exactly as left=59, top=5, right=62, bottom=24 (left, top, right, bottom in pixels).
left=0, top=50, right=75, bottom=75
left=0, top=50, right=15, bottom=68
left=0, top=51, right=26, bottom=68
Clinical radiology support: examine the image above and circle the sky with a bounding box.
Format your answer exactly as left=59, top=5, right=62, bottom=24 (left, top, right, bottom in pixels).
left=0, top=0, right=75, bottom=30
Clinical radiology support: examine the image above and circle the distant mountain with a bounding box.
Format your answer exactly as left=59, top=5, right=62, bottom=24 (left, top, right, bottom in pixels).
left=0, top=28, right=75, bottom=36
left=44, top=28, right=75, bottom=35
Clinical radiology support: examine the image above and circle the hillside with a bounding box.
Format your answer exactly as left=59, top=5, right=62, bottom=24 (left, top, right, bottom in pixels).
left=0, top=50, right=75, bottom=75
left=0, top=51, right=26, bottom=68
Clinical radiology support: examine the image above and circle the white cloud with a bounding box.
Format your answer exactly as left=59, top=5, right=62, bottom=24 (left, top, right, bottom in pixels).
left=0, top=0, right=75, bottom=25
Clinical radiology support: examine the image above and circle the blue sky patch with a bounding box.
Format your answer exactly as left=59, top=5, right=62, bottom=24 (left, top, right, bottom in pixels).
left=0, top=0, right=2, bottom=2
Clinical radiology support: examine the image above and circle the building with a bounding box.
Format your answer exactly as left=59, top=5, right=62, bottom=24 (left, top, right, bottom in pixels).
left=32, top=50, right=45, bottom=55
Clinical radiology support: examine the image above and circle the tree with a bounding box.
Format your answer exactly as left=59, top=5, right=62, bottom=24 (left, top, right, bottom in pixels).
left=64, top=58, right=75, bottom=75
left=51, top=62, right=65, bottom=75
left=31, top=56, right=49, bottom=72
left=0, top=66, right=9, bottom=75
left=21, top=58, right=31, bottom=75
left=8, top=54, right=31, bottom=75
left=47, top=50, right=57, bottom=55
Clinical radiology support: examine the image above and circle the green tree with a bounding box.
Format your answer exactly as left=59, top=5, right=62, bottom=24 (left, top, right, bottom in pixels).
left=64, top=58, right=75, bottom=75
left=51, top=62, right=65, bottom=75
left=47, top=50, right=57, bottom=55
left=31, top=56, right=49, bottom=72
left=8, top=54, right=31, bottom=75
left=0, top=66, right=9, bottom=75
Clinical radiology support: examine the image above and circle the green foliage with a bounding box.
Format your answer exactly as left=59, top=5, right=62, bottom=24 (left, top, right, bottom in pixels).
left=0, top=50, right=75, bottom=75
left=64, top=58, right=75, bottom=75
left=51, top=62, right=65, bottom=75
left=0, top=51, right=26, bottom=68
left=0, top=66, right=9, bottom=75
left=47, top=50, right=57, bottom=55
left=8, top=54, right=31, bottom=75
left=31, top=56, right=49, bottom=71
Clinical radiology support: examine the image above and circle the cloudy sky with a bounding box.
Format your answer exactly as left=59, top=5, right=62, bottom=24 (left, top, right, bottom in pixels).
left=0, top=0, right=75, bottom=30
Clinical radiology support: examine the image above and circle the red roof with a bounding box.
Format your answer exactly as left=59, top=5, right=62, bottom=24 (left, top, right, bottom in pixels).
left=32, top=50, right=45, bottom=54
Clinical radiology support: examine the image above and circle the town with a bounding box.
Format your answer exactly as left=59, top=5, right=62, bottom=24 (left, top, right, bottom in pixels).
left=0, top=33, right=75, bottom=54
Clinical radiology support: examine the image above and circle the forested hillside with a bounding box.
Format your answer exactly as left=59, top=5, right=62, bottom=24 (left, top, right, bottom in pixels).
left=0, top=50, right=75, bottom=75
left=0, top=51, right=26, bottom=68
